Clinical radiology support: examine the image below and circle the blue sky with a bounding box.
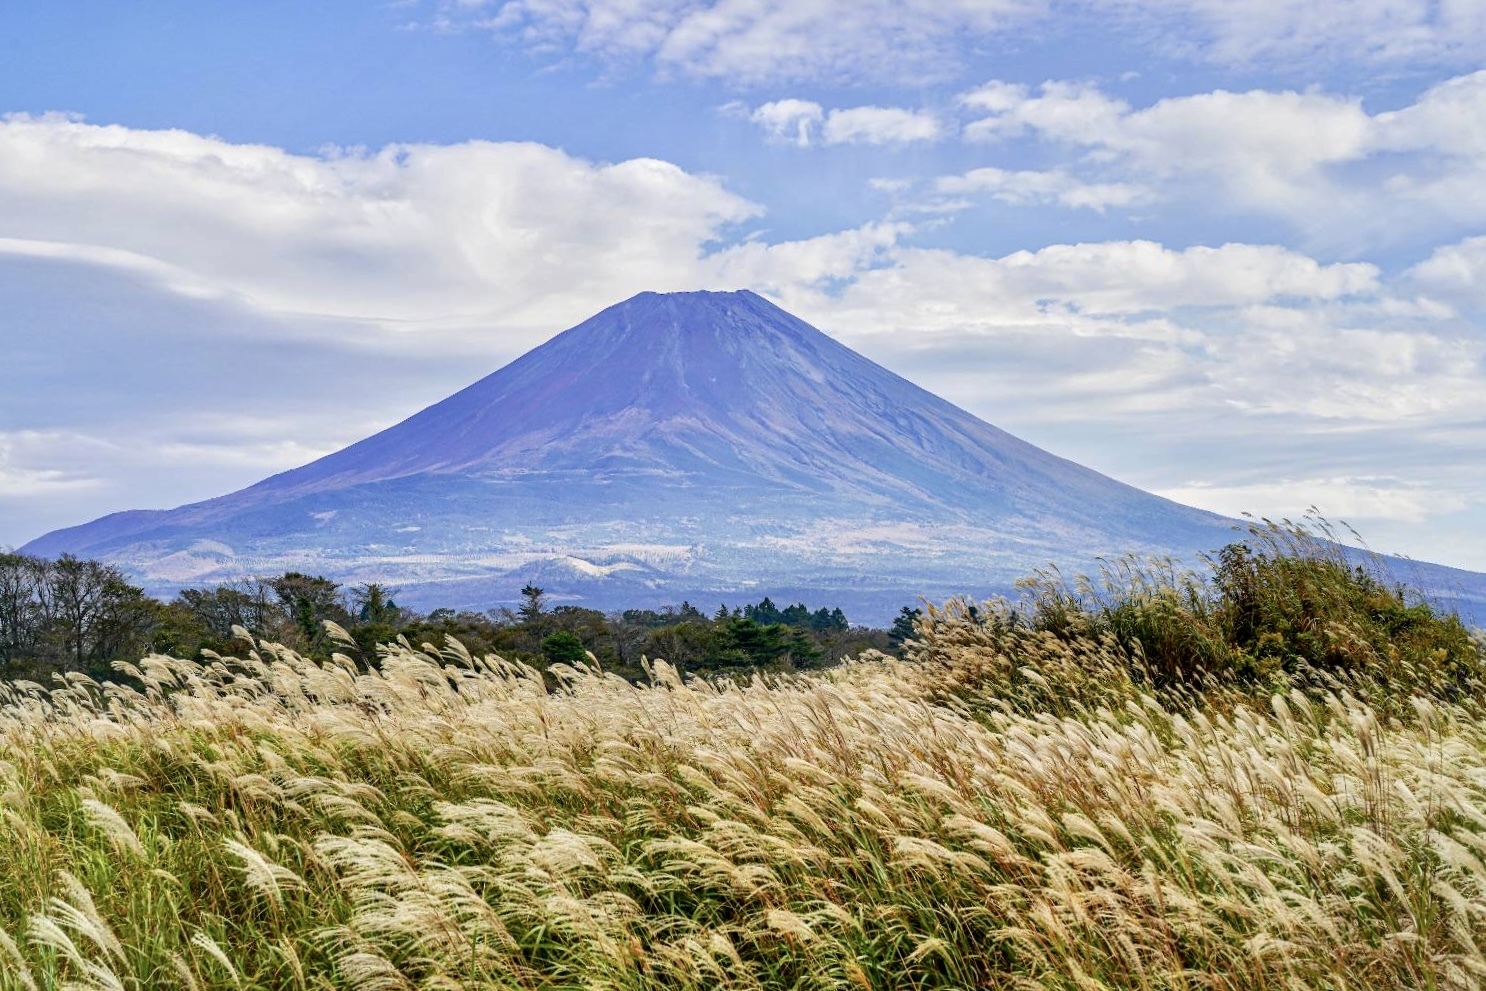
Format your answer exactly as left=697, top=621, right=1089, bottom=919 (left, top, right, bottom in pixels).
left=2, top=0, right=1485, bottom=573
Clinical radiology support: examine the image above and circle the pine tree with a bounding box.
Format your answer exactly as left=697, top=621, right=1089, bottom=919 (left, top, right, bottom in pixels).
left=888, top=606, right=922, bottom=653
left=518, top=584, right=547, bottom=625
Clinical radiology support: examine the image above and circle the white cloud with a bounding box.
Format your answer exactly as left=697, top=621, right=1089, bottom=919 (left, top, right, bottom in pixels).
left=821, top=106, right=942, bottom=145
left=820, top=240, right=1379, bottom=324
left=0, top=424, right=340, bottom=548
left=957, top=71, right=1486, bottom=247
left=959, top=80, right=1029, bottom=115
left=750, top=237, right=1486, bottom=557
left=0, top=432, right=101, bottom=500
left=1407, top=235, right=1486, bottom=309
left=935, top=167, right=1146, bottom=211
left=760, top=240, right=1389, bottom=430
left=438, top=0, right=1486, bottom=84
left=452, top=0, right=1035, bottom=84
left=0, top=113, right=761, bottom=334
left=749, top=99, right=823, bottom=146
left=0, top=237, right=224, bottom=300
left=774, top=239, right=1483, bottom=433
left=708, top=222, right=909, bottom=294
left=1117, top=0, right=1486, bottom=68
left=0, top=424, right=345, bottom=502
left=1204, top=308, right=1486, bottom=422
left=1154, top=477, right=1470, bottom=525
left=1373, top=69, right=1486, bottom=159
left=960, top=80, right=1370, bottom=178
left=961, top=80, right=1130, bottom=144
left=745, top=101, right=942, bottom=146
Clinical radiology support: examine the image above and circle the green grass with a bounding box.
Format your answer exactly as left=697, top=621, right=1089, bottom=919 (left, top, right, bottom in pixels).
left=1, top=524, right=1485, bottom=989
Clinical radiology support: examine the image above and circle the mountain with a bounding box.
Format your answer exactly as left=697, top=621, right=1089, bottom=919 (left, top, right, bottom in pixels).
left=23, top=290, right=1486, bottom=623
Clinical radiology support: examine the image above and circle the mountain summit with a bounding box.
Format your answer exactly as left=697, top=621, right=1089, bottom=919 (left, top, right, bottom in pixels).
left=24, top=290, right=1486, bottom=620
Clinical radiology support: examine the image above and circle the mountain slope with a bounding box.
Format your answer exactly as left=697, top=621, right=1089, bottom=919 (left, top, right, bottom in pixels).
left=24, top=290, right=1486, bottom=622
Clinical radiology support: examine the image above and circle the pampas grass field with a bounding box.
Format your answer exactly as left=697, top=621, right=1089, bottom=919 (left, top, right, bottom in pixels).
left=3, top=529, right=1486, bottom=989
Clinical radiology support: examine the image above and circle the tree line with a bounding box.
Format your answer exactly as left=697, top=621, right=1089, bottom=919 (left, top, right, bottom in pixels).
left=0, top=552, right=907, bottom=682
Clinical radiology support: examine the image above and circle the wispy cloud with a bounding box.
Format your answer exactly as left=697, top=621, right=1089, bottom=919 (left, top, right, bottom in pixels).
left=432, top=0, right=1486, bottom=84
left=935, top=167, right=1146, bottom=211
left=822, top=106, right=942, bottom=145
left=1153, top=477, right=1470, bottom=525
left=746, top=101, right=941, bottom=146
left=0, top=432, right=100, bottom=500
left=445, top=0, right=1036, bottom=84
left=1108, top=0, right=1486, bottom=68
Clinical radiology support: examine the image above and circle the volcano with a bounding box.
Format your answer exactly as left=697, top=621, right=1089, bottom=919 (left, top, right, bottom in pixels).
left=23, top=290, right=1486, bottom=621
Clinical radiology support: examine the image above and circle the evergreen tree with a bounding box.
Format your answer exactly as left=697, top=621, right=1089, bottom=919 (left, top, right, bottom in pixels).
left=781, top=602, right=810, bottom=627
left=889, top=606, right=922, bottom=652
left=353, top=583, right=402, bottom=626
left=541, top=630, right=588, bottom=664
left=744, top=597, right=783, bottom=625
left=269, top=573, right=348, bottom=653
left=518, top=584, right=547, bottom=625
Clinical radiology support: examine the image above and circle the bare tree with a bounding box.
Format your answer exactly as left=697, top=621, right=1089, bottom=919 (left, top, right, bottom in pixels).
left=178, top=578, right=286, bottom=642
left=45, top=554, right=155, bottom=674
left=0, top=553, right=43, bottom=675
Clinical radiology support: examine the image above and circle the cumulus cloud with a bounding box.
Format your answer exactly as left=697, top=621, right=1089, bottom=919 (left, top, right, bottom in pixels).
left=772, top=239, right=1484, bottom=436
left=0, top=113, right=761, bottom=333
left=960, top=80, right=1130, bottom=144
left=959, top=79, right=1370, bottom=186
left=816, top=240, right=1379, bottom=324
left=1407, top=236, right=1486, bottom=309
left=956, top=71, right=1486, bottom=246
left=1373, top=70, right=1486, bottom=160
left=0, top=112, right=963, bottom=362
left=709, top=222, right=908, bottom=295
left=1204, top=309, right=1486, bottom=422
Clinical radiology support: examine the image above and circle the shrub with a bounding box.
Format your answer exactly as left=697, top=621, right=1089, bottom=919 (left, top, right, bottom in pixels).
left=908, top=519, right=1485, bottom=716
